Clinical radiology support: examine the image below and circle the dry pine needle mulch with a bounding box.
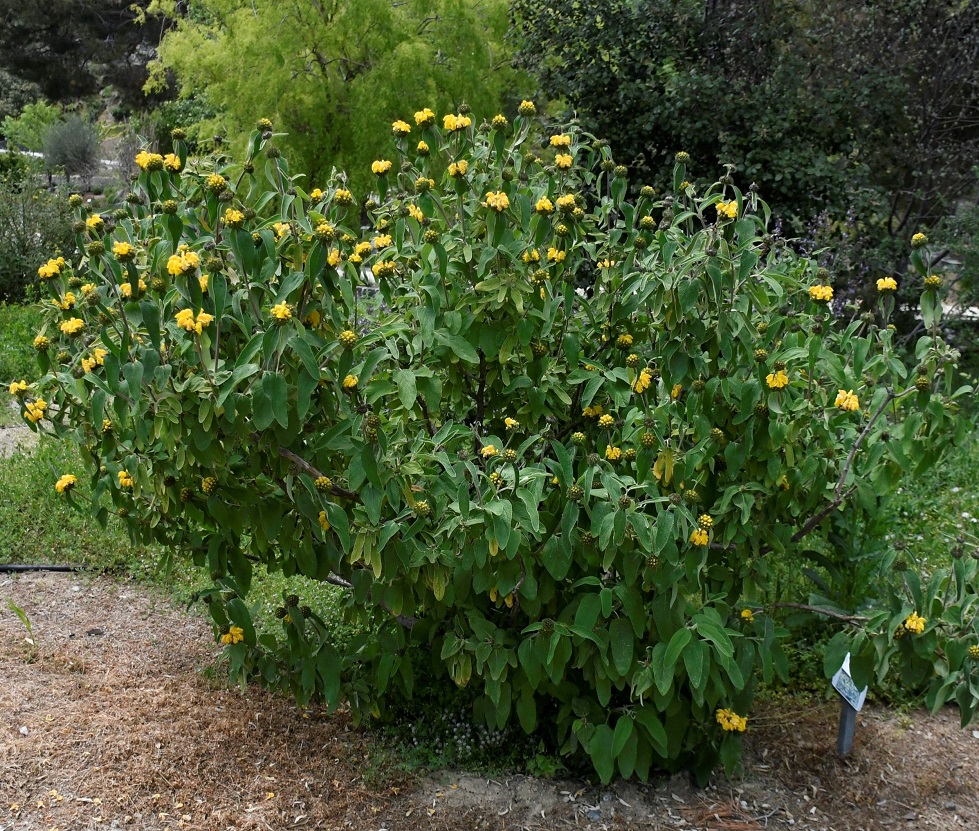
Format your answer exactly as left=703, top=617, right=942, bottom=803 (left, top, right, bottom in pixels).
left=3, top=572, right=979, bottom=831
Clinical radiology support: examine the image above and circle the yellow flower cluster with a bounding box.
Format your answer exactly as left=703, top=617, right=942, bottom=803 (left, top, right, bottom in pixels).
left=393, top=118, right=413, bottom=135
left=52, top=291, right=76, bottom=310
left=556, top=194, right=576, bottom=212
left=671, top=383, right=683, bottom=400
left=55, top=474, right=77, bottom=494
left=220, top=625, right=245, bottom=645
left=904, top=612, right=926, bottom=634
left=8, top=379, right=28, bottom=397
left=690, top=528, right=709, bottom=546
left=632, top=367, right=653, bottom=394
left=86, top=214, right=104, bottom=231
left=334, top=188, right=353, bottom=205
left=416, top=140, right=430, bottom=155
left=616, top=334, right=634, bottom=348
left=174, top=308, right=214, bottom=334
left=715, top=708, right=748, bottom=732
left=877, top=276, right=898, bottom=292
left=224, top=208, right=245, bottom=228
left=408, top=204, right=424, bottom=222
left=206, top=173, right=227, bottom=192
left=164, top=153, right=182, bottom=172
left=582, top=404, right=604, bottom=418
left=911, top=232, right=928, bottom=248
left=547, top=248, right=566, bottom=263
left=504, top=417, right=520, bottom=430
left=273, top=222, right=290, bottom=240
left=413, top=109, right=435, bottom=127
left=766, top=369, right=789, bottom=389
left=535, top=197, right=554, bottom=215
left=24, top=398, right=47, bottom=423
left=924, top=274, right=942, bottom=289
left=38, top=257, right=64, bottom=279
left=522, top=248, right=540, bottom=263
left=112, top=240, right=136, bottom=261
left=319, top=510, right=331, bottom=531
left=372, top=234, right=393, bottom=249
left=481, top=444, right=498, bottom=458
left=117, top=470, right=134, bottom=488
left=443, top=113, right=472, bottom=131
left=60, top=318, right=85, bottom=336
left=483, top=191, right=509, bottom=212
left=809, top=284, right=833, bottom=302
left=555, top=154, right=573, bottom=170
left=740, top=609, right=755, bottom=623
left=835, top=389, right=859, bottom=412
left=550, top=134, right=571, bottom=147
left=81, top=348, right=108, bottom=373
left=309, top=188, right=324, bottom=201
left=448, top=159, right=468, bottom=177
left=605, top=445, right=622, bottom=461
left=598, top=259, right=616, bottom=269
left=167, top=248, right=201, bottom=276
left=371, top=159, right=392, bottom=174
left=135, top=150, right=164, bottom=171
left=598, top=414, right=615, bottom=428
left=716, top=200, right=738, bottom=220
left=270, top=302, right=292, bottom=321
left=518, top=100, right=536, bottom=115
left=327, top=249, right=342, bottom=267
left=342, top=374, right=359, bottom=389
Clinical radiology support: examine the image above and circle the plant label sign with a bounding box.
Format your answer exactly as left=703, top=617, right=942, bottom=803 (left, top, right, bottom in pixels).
left=832, top=653, right=868, bottom=711
left=832, top=652, right=868, bottom=757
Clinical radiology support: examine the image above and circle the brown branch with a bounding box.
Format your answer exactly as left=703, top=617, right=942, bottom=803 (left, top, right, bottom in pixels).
left=771, top=602, right=867, bottom=624
left=416, top=395, right=437, bottom=437
left=790, top=485, right=857, bottom=544
left=271, top=443, right=362, bottom=503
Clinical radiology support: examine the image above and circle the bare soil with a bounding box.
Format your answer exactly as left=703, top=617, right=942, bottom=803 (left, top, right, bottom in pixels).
left=2, top=572, right=978, bottom=831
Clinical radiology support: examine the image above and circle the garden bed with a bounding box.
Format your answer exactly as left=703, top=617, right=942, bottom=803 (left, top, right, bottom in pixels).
left=2, top=571, right=978, bottom=830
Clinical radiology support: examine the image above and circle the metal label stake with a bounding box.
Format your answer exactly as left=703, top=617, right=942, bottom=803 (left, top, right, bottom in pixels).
left=831, top=653, right=868, bottom=756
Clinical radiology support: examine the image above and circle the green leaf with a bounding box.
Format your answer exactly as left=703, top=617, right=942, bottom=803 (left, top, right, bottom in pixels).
left=435, top=329, right=479, bottom=363
left=609, top=617, right=635, bottom=676
left=393, top=368, right=417, bottom=410
left=262, top=373, right=290, bottom=428
left=589, top=724, right=615, bottom=784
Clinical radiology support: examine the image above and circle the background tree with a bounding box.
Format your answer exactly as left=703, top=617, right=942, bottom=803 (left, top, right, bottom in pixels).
left=511, top=0, right=979, bottom=283
left=0, top=1, right=165, bottom=109
left=144, top=0, right=522, bottom=192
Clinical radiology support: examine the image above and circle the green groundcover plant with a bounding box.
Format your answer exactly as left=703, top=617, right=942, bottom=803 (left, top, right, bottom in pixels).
left=10, top=106, right=979, bottom=782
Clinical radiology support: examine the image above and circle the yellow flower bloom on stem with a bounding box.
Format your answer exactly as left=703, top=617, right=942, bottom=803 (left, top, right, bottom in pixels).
left=119, top=282, right=133, bottom=299
left=605, top=445, right=622, bottom=461
left=220, top=625, right=244, bottom=645
left=163, top=153, right=182, bottom=172
left=504, top=417, right=519, bottom=431
left=766, top=370, right=789, bottom=389
left=522, top=248, right=540, bottom=263
left=198, top=274, right=209, bottom=292
left=904, top=611, right=926, bottom=634
left=327, top=249, right=342, bottom=267
left=877, top=276, right=898, bottom=292
left=924, top=274, right=942, bottom=289
left=319, top=510, right=331, bottom=531
left=481, top=444, right=498, bottom=458
left=518, top=100, right=536, bottom=116
left=715, top=708, right=748, bottom=732
left=550, top=134, right=571, bottom=147
left=483, top=191, right=509, bottom=212
left=354, top=241, right=372, bottom=258
left=118, top=470, right=134, bottom=488
left=309, top=188, right=324, bottom=201
left=716, top=200, right=738, bottom=220
left=582, top=404, right=604, bottom=418
left=342, top=374, right=359, bottom=389
left=535, top=197, right=554, bottom=215
left=598, top=414, right=615, bottom=428
left=60, top=318, right=85, bottom=336
left=740, top=609, right=755, bottom=623
left=55, top=474, right=77, bottom=494
left=555, top=154, right=573, bottom=170
left=598, top=259, right=616, bottom=269
left=834, top=389, right=859, bottom=412
left=911, top=232, right=928, bottom=248
left=448, top=160, right=468, bottom=177
left=135, top=151, right=164, bottom=171
left=408, top=204, right=424, bottom=222
left=86, top=214, right=104, bottom=231
left=443, top=113, right=471, bottom=132
left=413, top=109, right=435, bottom=127
left=38, top=258, right=61, bottom=279
left=112, top=241, right=135, bottom=261
left=371, top=159, right=392, bottom=175
left=690, top=528, right=709, bottom=546
left=393, top=118, right=413, bottom=136
left=167, top=249, right=200, bottom=276
left=372, top=234, right=392, bottom=249
left=334, top=188, right=353, bottom=205
left=547, top=247, right=566, bottom=263
left=273, top=222, right=290, bottom=240
left=24, top=398, right=47, bottom=423
left=224, top=208, right=245, bottom=227
left=9, top=379, right=28, bottom=397
left=556, top=194, right=576, bottom=212
left=671, top=383, right=683, bottom=400
left=632, top=368, right=653, bottom=394
left=270, top=302, right=292, bottom=321
left=809, top=284, right=833, bottom=302
left=175, top=308, right=213, bottom=335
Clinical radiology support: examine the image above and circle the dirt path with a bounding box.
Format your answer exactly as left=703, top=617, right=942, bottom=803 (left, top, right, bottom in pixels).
left=2, top=572, right=979, bottom=831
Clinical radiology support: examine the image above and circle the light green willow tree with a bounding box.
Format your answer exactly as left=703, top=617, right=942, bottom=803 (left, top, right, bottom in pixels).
left=143, top=0, right=520, bottom=192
